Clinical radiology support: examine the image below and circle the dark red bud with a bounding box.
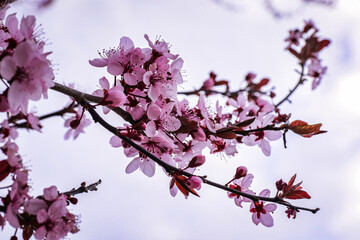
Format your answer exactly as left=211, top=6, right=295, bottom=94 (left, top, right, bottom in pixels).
left=188, top=155, right=206, bottom=168
left=70, top=119, right=81, bottom=129
left=276, top=179, right=287, bottom=191
left=234, top=166, right=247, bottom=179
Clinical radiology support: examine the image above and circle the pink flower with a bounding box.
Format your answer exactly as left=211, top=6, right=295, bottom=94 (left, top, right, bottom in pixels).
left=34, top=196, right=77, bottom=240
left=64, top=107, right=91, bottom=140
left=307, top=58, right=327, bottom=90
left=249, top=189, right=277, bottom=227
left=125, top=156, right=155, bottom=177
left=145, top=102, right=181, bottom=137
left=93, top=77, right=126, bottom=114
left=228, top=174, right=255, bottom=207
left=144, top=34, right=178, bottom=60
left=242, top=114, right=282, bottom=156
left=27, top=113, right=42, bottom=132
left=0, top=40, right=54, bottom=114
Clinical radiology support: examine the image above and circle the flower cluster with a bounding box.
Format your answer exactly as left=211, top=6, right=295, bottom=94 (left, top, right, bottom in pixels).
left=0, top=2, right=329, bottom=237
left=285, top=20, right=330, bottom=90
left=91, top=35, right=286, bottom=182
left=0, top=8, right=81, bottom=240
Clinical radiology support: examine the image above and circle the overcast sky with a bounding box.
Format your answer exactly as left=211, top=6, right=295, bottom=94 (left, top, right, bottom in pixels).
left=4, top=0, right=360, bottom=239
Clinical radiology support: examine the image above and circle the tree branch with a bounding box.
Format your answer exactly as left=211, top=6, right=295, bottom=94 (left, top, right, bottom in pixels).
left=62, top=179, right=102, bottom=196
left=83, top=98, right=318, bottom=214
left=51, top=82, right=135, bottom=124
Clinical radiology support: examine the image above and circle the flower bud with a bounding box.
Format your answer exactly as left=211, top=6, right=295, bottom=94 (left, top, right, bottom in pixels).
left=188, top=155, right=206, bottom=168
left=234, top=166, right=247, bottom=179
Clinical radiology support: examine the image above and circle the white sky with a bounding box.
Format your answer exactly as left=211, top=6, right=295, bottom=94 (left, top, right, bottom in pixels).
left=3, top=0, right=360, bottom=239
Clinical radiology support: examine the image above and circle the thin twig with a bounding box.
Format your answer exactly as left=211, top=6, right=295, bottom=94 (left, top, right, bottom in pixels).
left=274, top=63, right=306, bottom=109
left=62, top=179, right=102, bottom=196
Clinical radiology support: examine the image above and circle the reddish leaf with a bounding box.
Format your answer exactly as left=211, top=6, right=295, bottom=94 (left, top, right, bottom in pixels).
left=288, top=47, right=300, bottom=59
left=0, top=160, right=10, bottom=181
left=235, top=118, right=255, bottom=128
left=255, top=78, right=270, bottom=89
left=285, top=190, right=311, bottom=200
left=175, top=116, right=198, bottom=134
left=279, top=174, right=311, bottom=200
left=214, top=131, right=237, bottom=139
left=174, top=175, right=200, bottom=197
left=288, top=120, right=327, bottom=138
left=316, top=39, right=331, bottom=52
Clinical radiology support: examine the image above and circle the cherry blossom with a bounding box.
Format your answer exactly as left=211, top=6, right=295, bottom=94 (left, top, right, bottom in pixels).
left=242, top=114, right=282, bottom=156
left=249, top=189, right=277, bottom=227
left=228, top=174, right=255, bottom=207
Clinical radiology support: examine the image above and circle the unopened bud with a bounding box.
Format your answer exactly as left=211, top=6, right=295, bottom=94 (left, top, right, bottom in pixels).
left=234, top=166, right=248, bottom=179
left=188, top=155, right=206, bottom=168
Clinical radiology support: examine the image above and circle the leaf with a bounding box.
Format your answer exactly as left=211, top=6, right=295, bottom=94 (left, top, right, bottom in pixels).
left=285, top=190, right=311, bottom=200
left=175, top=116, right=198, bottom=134
left=279, top=174, right=311, bottom=200
left=173, top=175, right=200, bottom=198
left=288, top=47, right=300, bottom=59
left=235, top=118, right=255, bottom=128
left=214, top=131, right=237, bottom=139
left=0, top=160, right=10, bottom=181
left=316, top=39, right=331, bottom=52
left=288, top=120, right=327, bottom=138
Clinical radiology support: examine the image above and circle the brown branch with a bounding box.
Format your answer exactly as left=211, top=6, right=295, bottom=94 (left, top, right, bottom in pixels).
left=51, top=82, right=135, bottom=124
left=62, top=179, right=102, bottom=196
left=178, top=88, right=266, bottom=97
left=234, top=125, right=286, bottom=135
left=14, top=102, right=77, bottom=129
left=83, top=98, right=319, bottom=214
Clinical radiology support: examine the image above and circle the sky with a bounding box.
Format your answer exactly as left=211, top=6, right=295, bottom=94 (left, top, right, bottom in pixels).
left=3, top=0, right=360, bottom=239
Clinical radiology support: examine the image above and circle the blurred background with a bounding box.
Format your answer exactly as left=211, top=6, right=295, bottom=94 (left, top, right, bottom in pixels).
left=4, top=0, right=360, bottom=239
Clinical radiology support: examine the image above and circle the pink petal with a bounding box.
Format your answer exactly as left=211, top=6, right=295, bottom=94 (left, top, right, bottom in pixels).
left=147, top=84, right=161, bottom=102
left=140, top=159, right=155, bottom=177
left=89, top=58, right=108, bottom=67
left=124, top=72, right=138, bottom=85
left=48, top=198, right=67, bottom=219
left=259, top=189, right=271, bottom=197
left=251, top=213, right=261, bottom=226
left=241, top=174, right=254, bottom=189
left=0, top=56, right=17, bottom=80
left=125, top=157, right=140, bottom=174
left=6, top=206, right=19, bottom=228
left=145, top=121, right=157, bottom=137
left=36, top=209, right=48, bottom=224
left=24, top=199, right=47, bottom=215
left=260, top=213, right=274, bottom=227
left=34, top=226, right=47, bottom=240
left=107, top=53, right=124, bottom=75
left=99, top=77, right=110, bottom=90
left=265, top=130, right=282, bottom=141
left=163, top=116, right=181, bottom=132
left=147, top=103, right=162, bottom=120
left=43, top=186, right=58, bottom=201
left=264, top=203, right=277, bottom=212
left=170, top=184, right=178, bottom=197
left=119, top=36, right=134, bottom=55
left=20, top=15, right=35, bottom=39
left=260, top=140, right=271, bottom=156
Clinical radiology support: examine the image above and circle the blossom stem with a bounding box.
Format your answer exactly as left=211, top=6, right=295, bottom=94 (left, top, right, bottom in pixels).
left=274, top=62, right=306, bottom=109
